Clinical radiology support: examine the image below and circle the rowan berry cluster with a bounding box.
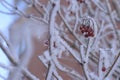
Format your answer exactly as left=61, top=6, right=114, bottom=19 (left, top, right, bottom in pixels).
left=80, top=25, right=94, bottom=37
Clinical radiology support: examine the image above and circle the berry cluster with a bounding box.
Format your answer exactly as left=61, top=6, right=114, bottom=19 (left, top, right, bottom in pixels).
left=80, top=25, right=94, bottom=37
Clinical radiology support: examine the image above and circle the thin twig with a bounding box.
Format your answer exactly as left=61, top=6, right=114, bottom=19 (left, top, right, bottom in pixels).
left=58, top=10, right=87, bottom=47
left=0, top=32, right=19, bottom=65
left=46, top=1, right=60, bottom=80
left=58, top=6, right=91, bottom=80
left=105, top=0, right=120, bottom=46
left=103, top=2, right=120, bottom=78
left=103, top=52, right=120, bottom=79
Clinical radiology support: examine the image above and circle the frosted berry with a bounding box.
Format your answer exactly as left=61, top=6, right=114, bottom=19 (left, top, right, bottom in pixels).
left=79, top=25, right=94, bottom=38
left=102, top=67, right=106, bottom=72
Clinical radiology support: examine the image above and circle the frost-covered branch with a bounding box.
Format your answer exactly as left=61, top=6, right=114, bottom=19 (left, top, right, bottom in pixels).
left=1, top=0, right=120, bottom=80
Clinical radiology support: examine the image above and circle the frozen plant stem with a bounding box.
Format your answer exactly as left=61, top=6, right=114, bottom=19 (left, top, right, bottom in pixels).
left=46, top=62, right=56, bottom=80
left=105, top=0, right=120, bottom=46
left=103, top=52, right=120, bottom=79
left=104, top=1, right=120, bottom=78
left=58, top=5, right=94, bottom=80
left=58, top=10, right=86, bottom=47
left=0, top=32, right=18, bottom=65
left=112, top=0, right=120, bottom=20
left=58, top=26, right=88, bottom=80
left=91, top=20, right=104, bottom=50
left=83, top=39, right=92, bottom=80
left=47, top=0, right=60, bottom=80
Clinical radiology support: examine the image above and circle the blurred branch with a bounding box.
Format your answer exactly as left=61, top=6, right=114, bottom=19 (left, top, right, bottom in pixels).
left=0, top=32, right=39, bottom=80
left=112, top=0, right=120, bottom=20
left=0, top=32, right=19, bottom=65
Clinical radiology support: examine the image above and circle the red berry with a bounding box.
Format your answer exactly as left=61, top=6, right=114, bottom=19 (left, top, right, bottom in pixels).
left=87, top=27, right=92, bottom=32
left=81, top=30, right=84, bottom=33
left=88, top=30, right=94, bottom=37
left=85, top=34, right=89, bottom=37
left=102, top=67, right=106, bottom=72
left=80, top=27, right=85, bottom=33
left=88, top=31, right=93, bottom=35
left=80, top=25, right=94, bottom=38
left=80, top=26, right=82, bottom=30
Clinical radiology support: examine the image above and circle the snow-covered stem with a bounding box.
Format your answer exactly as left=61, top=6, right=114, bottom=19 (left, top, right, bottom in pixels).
left=82, top=64, right=90, bottom=80
left=85, top=39, right=92, bottom=62
left=38, top=55, right=63, bottom=80
left=58, top=36, right=81, bottom=64
left=46, top=0, right=60, bottom=80
left=0, top=32, right=18, bottom=65
left=105, top=0, right=120, bottom=45
left=22, top=68, right=39, bottom=80
left=98, top=52, right=102, bottom=79
left=58, top=36, right=88, bottom=79
left=58, top=10, right=86, bottom=47
left=104, top=0, right=120, bottom=78
left=103, top=52, right=120, bottom=79
left=83, top=39, right=92, bottom=80
left=112, top=0, right=120, bottom=20
left=91, top=20, right=105, bottom=50
left=91, top=0, right=107, bottom=13
left=45, top=61, right=55, bottom=80
left=53, top=57, right=83, bottom=79
left=34, top=0, right=49, bottom=15
left=32, top=4, right=43, bottom=17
